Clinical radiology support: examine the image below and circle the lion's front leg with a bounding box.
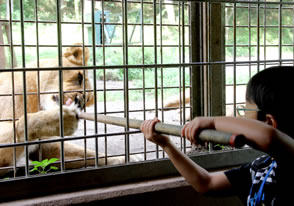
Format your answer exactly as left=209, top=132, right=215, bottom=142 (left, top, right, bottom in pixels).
left=36, top=141, right=142, bottom=169
left=15, top=104, right=80, bottom=142
left=37, top=142, right=106, bottom=169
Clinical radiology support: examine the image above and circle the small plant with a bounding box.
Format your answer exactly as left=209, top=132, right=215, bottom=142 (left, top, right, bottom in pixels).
left=30, top=158, right=59, bottom=174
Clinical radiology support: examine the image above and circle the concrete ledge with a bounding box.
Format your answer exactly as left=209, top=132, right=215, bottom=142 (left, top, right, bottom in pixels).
left=0, top=176, right=190, bottom=206
left=0, top=170, right=243, bottom=206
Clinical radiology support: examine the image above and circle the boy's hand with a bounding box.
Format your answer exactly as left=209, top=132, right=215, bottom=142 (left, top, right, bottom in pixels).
left=181, top=117, right=215, bottom=144
left=140, top=117, right=170, bottom=147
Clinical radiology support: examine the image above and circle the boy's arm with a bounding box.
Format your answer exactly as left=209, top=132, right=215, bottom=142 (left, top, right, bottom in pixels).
left=182, top=116, right=294, bottom=160
left=162, top=139, right=232, bottom=194
left=213, top=116, right=294, bottom=160
left=141, top=118, right=232, bottom=194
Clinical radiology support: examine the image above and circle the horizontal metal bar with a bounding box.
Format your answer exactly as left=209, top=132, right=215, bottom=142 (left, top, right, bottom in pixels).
left=225, top=4, right=294, bottom=9
left=225, top=83, right=247, bottom=86
left=0, top=89, right=93, bottom=97
left=225, top=25, right=294, bottom=28
left=0, top=19, right=191, bottom=28
left=0, top=130, right=141, bottom=149
left=226, top=44, right=294, bottom=47
left=207, top=0, right=294, bottom=5
left=0, top=44, right=191, bottom=49
left=0, top=59, right=291, bottom=72
left=97, top=86, right=192, bottom=92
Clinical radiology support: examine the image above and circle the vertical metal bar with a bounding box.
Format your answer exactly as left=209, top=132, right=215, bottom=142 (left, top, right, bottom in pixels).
left=101, top=0, right=108, bottom=165
left=35, top=0, right=40, bottom=72
left=8, top=0, right=17, bottom=178
left=202, top=3, right=208, bottom=117
left=181, top=1, right=186, bottom=154
left=56, top=0, right=65, bottom=172
left=207, top=2, right=213, bottom=152
left=263, top=3, right=266, bottom=69
left=153, top=0, right=159, bottom=159
left=123, top=0, right=130, bottom=163
left=19, top=0, right=29, bottom=176
left=248, top=3, right=252, bottom=77
left=182, top=2, right=186, bottom=124
left=188, top=2, right=193, bottom=125
left=81, top=0, right=88, bottom=168
left=293, top=4, right=294, bottom=62
left=178, top=1, right=183, bottom=128
left=141, top=0, right=147, bottom=161
left=178, top=1, right=183, bottom=152
left=279, top=1, right=282, bottom=65
left=188, top=2, right=192, bottom=151
left=159, top=0, right=165, bottom=158
left=233, top=3, right=236, bottom=117
left=34, top=0, right=42, bottom=162
left=8, top=0, right=14, bottom=69
left=257, top=3, right=260, bottom=71
left=159, top=0, right=163, bottom=123
left=91, top=0, right=99, bottom=167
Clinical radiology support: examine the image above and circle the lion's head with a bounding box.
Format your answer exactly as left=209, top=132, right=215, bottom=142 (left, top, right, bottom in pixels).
left=39, top=44, right=94, bottom=110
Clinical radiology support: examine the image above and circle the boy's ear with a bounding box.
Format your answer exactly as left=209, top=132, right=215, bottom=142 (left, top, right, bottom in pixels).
left=265, top=114, right=278, bottom=128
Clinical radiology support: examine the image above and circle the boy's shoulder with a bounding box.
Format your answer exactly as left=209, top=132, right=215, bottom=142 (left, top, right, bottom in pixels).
left=250, top=155, right=274, bottom=170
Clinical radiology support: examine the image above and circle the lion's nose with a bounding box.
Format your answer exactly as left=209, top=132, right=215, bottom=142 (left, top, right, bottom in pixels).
left=52, top=95, right=59, bottom=103
left=74, top=93, right=85, bottom=109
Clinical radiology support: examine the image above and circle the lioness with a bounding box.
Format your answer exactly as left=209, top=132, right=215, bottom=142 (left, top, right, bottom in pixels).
left=0, top=44, right=133, bottom=176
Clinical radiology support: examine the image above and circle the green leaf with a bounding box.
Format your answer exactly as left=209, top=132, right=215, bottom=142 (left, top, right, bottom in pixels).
left=40, top=159, right=49, bottom=167
left=30, top=167, right=39, bottom=172
left=48, top=158, right=59, bottom=164
left=50, top=166, right=58, bottom=170
left=31, top=161, right=42, bottom=167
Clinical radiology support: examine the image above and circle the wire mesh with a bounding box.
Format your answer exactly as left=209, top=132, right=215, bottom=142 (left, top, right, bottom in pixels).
left=0, top=0, right=292, bottom=183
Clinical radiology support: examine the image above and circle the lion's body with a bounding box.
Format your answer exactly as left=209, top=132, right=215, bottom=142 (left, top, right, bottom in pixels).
left=0, top=45, right=133, bottom=176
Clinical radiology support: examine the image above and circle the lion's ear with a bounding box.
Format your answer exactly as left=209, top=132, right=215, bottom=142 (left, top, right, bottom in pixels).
left=63, top=44, right=89, bottom=66
left=63, top=51, right=71, bottom=58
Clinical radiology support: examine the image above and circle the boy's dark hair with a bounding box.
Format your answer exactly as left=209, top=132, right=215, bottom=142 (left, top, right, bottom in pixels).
left=246, top=66, right=294, bottom=138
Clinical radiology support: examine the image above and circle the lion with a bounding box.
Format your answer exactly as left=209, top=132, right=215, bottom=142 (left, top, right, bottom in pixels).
left=0, top=44, right=137, bottom=176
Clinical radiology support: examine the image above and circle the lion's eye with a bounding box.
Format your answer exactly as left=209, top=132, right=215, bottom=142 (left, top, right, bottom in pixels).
left=77, top=73, right=83, bottom=85
left=73, top=51, right=79, bottom=58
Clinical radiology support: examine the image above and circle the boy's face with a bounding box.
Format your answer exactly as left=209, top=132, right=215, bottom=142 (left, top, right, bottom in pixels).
left=242, top=101, right=259, bottom=120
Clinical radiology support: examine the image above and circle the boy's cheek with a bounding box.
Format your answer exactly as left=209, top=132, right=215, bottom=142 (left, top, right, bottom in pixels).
left=245, top=112, right=258, bottom=120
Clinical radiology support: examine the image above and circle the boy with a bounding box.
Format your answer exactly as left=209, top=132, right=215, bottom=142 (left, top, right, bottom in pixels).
left=140, top=66, right=294, bottom=205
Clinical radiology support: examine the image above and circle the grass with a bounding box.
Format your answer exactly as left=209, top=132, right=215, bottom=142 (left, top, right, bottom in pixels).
left=97, top=67, right=191, bottom=102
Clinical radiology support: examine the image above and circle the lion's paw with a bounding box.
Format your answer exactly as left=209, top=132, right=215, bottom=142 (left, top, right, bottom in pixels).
left=63, top=102, right=81, bottom=136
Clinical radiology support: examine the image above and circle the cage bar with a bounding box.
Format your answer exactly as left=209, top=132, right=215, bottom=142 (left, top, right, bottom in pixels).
left=0, top=0, right=292, bottom=194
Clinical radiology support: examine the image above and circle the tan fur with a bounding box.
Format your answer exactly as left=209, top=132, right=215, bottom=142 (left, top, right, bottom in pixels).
left=0, top=44, right=138, bottom=175
left=164, top=90, right=190, bottom=108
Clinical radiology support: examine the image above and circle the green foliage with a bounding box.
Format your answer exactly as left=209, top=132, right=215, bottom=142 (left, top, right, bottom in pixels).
left=225, top=5, right=294, bottom=57
left=30, top=158, right=59, bottom=175
left=213, top=144, right=226, bottom=150
left=4, top=0, right=80, bottom=21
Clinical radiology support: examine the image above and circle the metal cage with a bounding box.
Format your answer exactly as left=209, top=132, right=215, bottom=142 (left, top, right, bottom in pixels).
left=0, top=0, right=292, bottom=201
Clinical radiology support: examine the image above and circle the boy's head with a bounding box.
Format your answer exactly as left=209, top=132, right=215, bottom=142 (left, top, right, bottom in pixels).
left=246, top=66, right=294, bottom=137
